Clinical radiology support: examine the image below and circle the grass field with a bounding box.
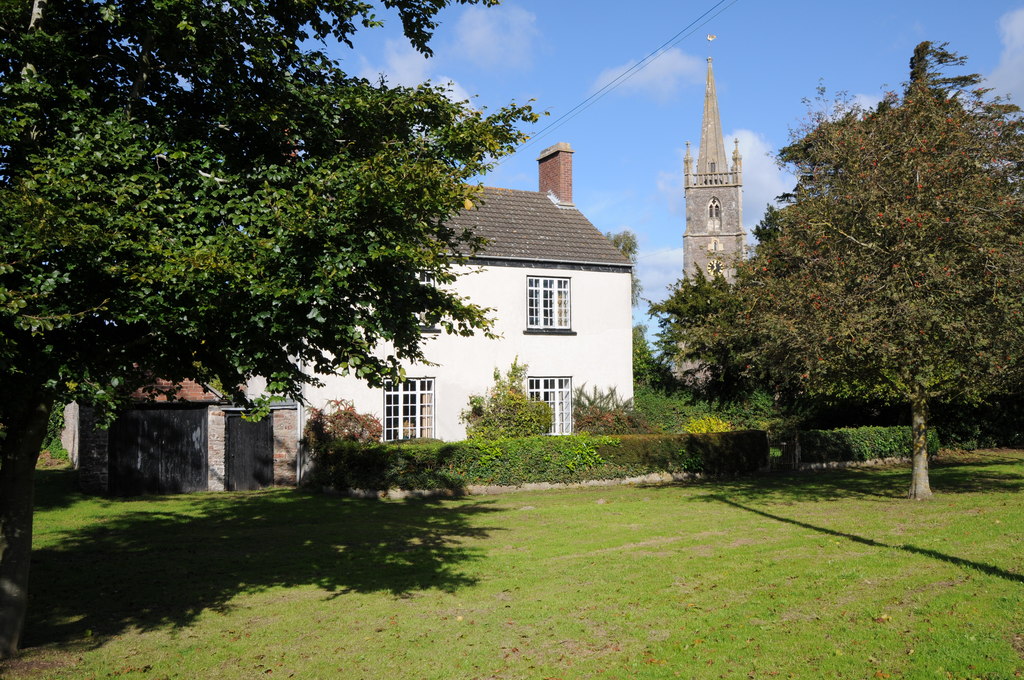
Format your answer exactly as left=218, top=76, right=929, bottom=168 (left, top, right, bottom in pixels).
left=3, top=450, right=1023, bottom=679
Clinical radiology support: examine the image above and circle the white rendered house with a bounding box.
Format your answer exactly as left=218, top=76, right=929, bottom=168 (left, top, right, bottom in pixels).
left=253, top=142, right=634, bottom=444
left=66, top=143, right=634, bottom=494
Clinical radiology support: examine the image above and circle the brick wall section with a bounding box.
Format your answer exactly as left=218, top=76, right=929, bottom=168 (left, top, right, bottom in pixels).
left=207, top=406, right=226, bottom=491
left=537, top=142, right=574, bottom=205
left=272, top=407, right=299, bottom=485
left=73, top=405, right=110, bottom=494
left=131, top=378, right=222, bottom=402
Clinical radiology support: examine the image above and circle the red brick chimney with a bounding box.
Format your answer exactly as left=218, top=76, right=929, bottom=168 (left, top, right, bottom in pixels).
left=537, top=142, right=574, bottom=206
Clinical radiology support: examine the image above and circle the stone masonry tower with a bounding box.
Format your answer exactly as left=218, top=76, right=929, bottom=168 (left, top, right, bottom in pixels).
left=683, top=57, right=745, bottom=281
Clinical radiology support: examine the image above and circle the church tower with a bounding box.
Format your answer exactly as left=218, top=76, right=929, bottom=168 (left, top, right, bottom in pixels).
left=683, top=57, right=745, bottom=281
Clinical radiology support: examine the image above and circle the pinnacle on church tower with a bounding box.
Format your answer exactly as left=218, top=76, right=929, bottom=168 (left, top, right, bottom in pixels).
left=682, top=47, right=745, bottom=282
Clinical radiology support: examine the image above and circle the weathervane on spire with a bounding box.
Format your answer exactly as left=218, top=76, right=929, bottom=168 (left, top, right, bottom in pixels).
left=706, top=34, right=716, bottom=59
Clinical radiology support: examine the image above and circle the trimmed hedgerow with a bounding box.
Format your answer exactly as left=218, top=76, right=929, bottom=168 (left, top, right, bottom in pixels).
left=307, top=430, right=770, bottom=492
left=607, top=431, right=768, bottom=476
left=799, top=426, right=940, bottom=464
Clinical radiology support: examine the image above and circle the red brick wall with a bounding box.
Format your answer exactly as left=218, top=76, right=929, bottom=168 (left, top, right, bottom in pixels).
left=131, top=378, right=222, bottom=403
left=538, top=142, right=574, bottom=205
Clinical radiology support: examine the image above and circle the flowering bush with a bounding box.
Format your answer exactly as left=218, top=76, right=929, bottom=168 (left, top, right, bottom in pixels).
left=683, top=415, right=734, bottom=434
left=304, top=399, right=383, bottom=449
left=572, top=384, right=651, bottom=435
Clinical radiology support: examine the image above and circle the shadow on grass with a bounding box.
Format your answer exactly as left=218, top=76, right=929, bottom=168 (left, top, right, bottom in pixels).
left=705, top=495, right=1024, bottom=585
left=32, top=468, right=87, bottom=513
left=674, top=451, right=1024, bottom=504
left=25, top=471, right=504, bottom=649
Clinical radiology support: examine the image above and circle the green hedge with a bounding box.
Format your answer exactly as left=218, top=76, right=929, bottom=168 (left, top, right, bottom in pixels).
left=799, top=426, right=940, bottom=464
left=308, top=430, right=770, bottom=492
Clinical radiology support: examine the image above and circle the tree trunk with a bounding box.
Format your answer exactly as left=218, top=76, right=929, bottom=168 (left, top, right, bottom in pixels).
left=907, top=386, right=933, bottom=500
left=0, top=395, right=50, bottom=659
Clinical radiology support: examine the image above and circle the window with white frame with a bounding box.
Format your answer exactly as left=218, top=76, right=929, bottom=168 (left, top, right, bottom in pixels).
left=416, top=272, right=439, bottom=331
left=383, top=378, right=435, bottom=441
left=527, top=277, right=571, bottom=329
left=527, top=377, right=572, bottom=434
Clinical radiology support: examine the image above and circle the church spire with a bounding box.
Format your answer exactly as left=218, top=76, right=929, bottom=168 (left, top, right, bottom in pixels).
left=684, top=57, right=740, bottom=188
left=697, top=57, right=728, bottom=177
left=682, top=47, right=745, bottom=283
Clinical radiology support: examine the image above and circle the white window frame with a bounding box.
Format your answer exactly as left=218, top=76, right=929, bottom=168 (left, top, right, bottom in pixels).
left=383, top=378, right=435, bottom=441
left=527, top=276, right=571, bottom=330
left=528, top=377, right=573, bottom=435
left=416, top=272, right=440, bottom=331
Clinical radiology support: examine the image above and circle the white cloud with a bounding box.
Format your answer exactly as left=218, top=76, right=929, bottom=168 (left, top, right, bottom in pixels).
left=453, top=4, right=538, bottom=70
left=637, top=247, right=686, bottom=308
left=728, top=129, right=794, bottom=235
left=592, top=48, right=703, bottom=101
left=852, top=92, right=883, bottom=111
left=987, top=7, right=1024, bottom=101
left=359, top=39, right=471, bottom=103
left=359, top=39, right=430, bottom=85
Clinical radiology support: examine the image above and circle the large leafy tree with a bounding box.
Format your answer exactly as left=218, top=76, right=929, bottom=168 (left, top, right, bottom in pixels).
left=650, top=270, right=751, bottom=399
left=0, top=0, right=534, bottom=656
left=728, top=42, right=1024, bottom=499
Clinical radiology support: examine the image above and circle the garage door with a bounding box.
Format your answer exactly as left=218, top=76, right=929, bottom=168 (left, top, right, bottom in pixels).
left=108, top=406, right=209, bottom=495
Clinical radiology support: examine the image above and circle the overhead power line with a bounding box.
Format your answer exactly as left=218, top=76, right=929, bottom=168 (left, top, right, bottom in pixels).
left=507, top=0, right=740, bottom=160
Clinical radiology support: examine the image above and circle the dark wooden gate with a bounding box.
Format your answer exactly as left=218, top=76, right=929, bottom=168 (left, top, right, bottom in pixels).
left=225, top=414, right=274, bottom=491
left=108, top=406, right=209, bottom=495
left=769, top=433, right=801, bottom=471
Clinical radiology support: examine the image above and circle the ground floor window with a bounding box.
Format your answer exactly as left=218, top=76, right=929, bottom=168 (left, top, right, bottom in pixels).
left=527, top=377, right=572, bottom=434
left=384, top=378, right=435, bottom=441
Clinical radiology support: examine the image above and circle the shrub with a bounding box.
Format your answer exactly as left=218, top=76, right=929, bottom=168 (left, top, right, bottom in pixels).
left=799, top=426, right=940, bottom=463
left=461, top=359, right=552, bottom=439
left=605, top=432, right=768, bottom=475
left=307, top=430, right=770, bottom=491
left=41, top=405, right=69, bottom=463
left=683, top=415, right=733, bottom=434
left=573, top=383, right=651, bottom=435
left=307, top=439, right=466, bottom=491
left=304, top=399, right=383, bottom=451
left=931, top=395, right=1024, bottom=449
left=633, top=387, right=789, bottom=435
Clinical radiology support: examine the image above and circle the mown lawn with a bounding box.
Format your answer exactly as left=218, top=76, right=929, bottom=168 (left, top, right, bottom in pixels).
left=3, top=450, right=1023, bottom=679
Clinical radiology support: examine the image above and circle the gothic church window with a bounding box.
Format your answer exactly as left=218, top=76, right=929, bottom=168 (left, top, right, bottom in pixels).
left=707, top=198, right=722, bottom=232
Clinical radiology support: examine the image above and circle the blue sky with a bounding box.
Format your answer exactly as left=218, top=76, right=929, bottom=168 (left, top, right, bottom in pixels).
left=332, top=1, right=1024, bottom=323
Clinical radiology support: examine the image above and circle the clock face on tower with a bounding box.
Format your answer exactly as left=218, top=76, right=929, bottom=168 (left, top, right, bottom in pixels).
left=706, top=259, right=724, bottom=276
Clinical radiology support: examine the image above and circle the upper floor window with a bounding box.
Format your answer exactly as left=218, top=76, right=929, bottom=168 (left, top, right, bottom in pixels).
left=527, top=277, right=571, bottom=329
left=383, top=378, right=434, bottom=441
left=527, top=376, right=572, bottom=434
left=417, top=272, right=440, bottom=333
left=708, top=238, right=722, bottom=252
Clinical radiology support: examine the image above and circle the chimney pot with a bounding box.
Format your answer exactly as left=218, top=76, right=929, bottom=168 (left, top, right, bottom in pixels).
left=537, top=142, right=574, bottom=206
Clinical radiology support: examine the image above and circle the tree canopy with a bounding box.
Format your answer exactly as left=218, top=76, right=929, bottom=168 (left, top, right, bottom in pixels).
left=692, top=42, right=1024, bottom=499
left=0, top=0, right=534, bottom=656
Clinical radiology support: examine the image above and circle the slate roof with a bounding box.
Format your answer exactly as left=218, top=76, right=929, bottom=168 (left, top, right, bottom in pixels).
left=448, top=187, right=632, bottom=268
